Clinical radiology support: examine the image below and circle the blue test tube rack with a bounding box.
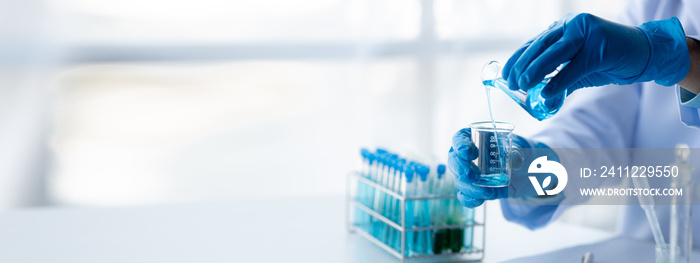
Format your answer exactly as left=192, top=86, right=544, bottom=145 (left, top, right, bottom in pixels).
left=346, top=149, right=486, bottom=263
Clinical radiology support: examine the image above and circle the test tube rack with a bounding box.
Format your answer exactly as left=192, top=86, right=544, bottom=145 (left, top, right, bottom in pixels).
left=346, top=172, right=486, bottom=262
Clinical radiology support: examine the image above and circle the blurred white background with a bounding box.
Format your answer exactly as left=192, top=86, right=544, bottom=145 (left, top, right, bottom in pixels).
left=2, top=0, right=626, bottom=229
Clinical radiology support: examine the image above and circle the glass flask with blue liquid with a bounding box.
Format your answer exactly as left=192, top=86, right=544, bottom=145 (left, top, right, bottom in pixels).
left=481, top=61, right=567, bottom=121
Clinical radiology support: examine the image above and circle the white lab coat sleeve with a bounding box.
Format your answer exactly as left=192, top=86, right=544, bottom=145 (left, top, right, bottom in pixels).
left=677, top=34, right=700, bottom=128
left=624, top=0, right=700, bottom=128
left=677, top=84, right=700, bottom=128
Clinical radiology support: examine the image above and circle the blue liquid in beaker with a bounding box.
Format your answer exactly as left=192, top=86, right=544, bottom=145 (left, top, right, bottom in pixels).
left=472, top=129, right=511, bottom=187
left=479, top=88, right=509, bottom=187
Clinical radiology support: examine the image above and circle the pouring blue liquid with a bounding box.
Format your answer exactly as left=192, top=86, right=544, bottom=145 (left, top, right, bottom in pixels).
left=481, top=87, right=509, bottom=187
left=481, top=61, right=567, bottom=121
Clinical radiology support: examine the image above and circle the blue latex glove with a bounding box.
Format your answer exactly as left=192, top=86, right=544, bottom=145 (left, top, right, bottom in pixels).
left=504, top=13, right=689, bottom=99
left=447, top=128, right=559, bottom=208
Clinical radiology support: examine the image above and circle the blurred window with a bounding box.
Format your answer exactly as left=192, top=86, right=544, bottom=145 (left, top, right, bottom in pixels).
left=46, top=0, right=626, bottom=205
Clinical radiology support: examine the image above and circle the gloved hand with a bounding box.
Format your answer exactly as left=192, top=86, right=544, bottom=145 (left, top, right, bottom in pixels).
left=504, top=13, right=689, bottom=99
left=447, top=128, right=559, bottom=208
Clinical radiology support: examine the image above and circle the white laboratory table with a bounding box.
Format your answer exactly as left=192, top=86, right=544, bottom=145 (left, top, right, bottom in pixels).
left=0, top=196, right=616, bottom=263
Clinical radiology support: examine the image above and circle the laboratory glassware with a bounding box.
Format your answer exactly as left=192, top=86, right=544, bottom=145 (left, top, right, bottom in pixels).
left=348, top=149, right=485, bottom=262
left=657, top=243, right=680, bottom=263
left=668, top=144, right=693, bottom=263
left=470, top=121, right=514, bottom=187
left=631, top=171, right=666, bottom=253
left=481, top=61, right=566, bottom=121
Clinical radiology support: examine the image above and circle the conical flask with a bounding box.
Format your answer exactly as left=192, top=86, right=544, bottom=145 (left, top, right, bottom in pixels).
left=481, top=61, right=566, bottom=121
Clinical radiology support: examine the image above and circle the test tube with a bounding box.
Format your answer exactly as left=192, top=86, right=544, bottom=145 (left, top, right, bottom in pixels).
left=359, top=149, right=371, bottom=205
left=371, top=150, right=387, bottom=238
left=384, top=155, right=398, bottom=216
left=376, top=152, right=389, bottom=241
left=363, top=152, right=377, bottom=231
left=365, top=151, right=378, bottom=235
left=365, top=153, right=376, bottom=207
left=360, top=149, right=369, bottom=177
left=389, top=155, right=401, bottom=248
left=415, top=164, right=432, bottom=255
left=371, top=149, right=385, bottom=182
left=669, top=144, right=692, bottom=263
left=403, top=166, right=416, bottom=256
left=389, top=159, right=406, bottom=249
left=355, top=149, right=370, bottom=231
left=379, top=154, right=398, bottom=244
left=374, top=148, right=388, bottom=183
left=438, top=164, right=454, bottom=254
left=443, top=163, right=471, bottom=253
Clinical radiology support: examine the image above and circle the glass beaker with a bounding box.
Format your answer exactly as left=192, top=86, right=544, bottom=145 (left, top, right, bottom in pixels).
left=470, top=121, right=514, bottom=187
